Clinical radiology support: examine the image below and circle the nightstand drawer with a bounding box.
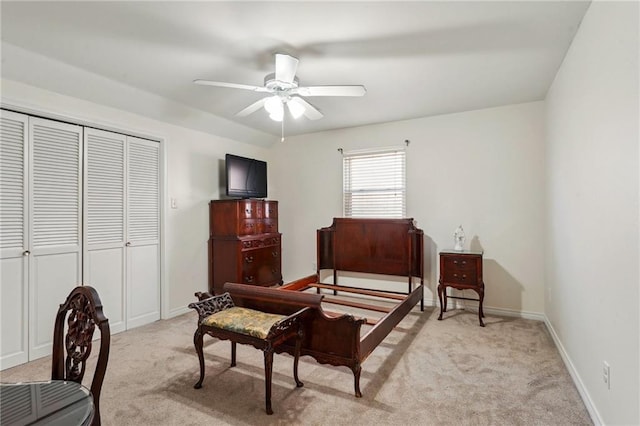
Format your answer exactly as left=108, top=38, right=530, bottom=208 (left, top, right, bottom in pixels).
left=439, top=251, right=483, bottom=290
left=442, top=269, right=477, bottom=285
left=442, top=256, right=476, bottom=273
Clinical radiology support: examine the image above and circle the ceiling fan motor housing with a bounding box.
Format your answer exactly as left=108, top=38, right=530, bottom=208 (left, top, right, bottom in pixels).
left=264, top=73, right=299, bottom=92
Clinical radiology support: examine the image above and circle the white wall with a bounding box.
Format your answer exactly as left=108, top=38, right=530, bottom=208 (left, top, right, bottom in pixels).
left=1, top=79, right=272, bottom=318
left=545, top=1, right=639, bottom=425
left=270, top=101, right=546, bottom=317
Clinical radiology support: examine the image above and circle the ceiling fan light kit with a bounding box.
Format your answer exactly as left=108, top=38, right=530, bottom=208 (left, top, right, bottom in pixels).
left=194, top=53, right=366, bottom=123
left=287, top=97, right=306, bottom=119
left=264, top=95, right=284, bottom=121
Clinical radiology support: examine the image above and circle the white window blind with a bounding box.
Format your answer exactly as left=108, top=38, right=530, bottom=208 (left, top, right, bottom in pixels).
left=343, top=148, right=406, bottom=218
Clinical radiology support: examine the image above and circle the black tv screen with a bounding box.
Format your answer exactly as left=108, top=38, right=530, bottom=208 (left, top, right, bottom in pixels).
left=225, top=154, right=267, bottom=199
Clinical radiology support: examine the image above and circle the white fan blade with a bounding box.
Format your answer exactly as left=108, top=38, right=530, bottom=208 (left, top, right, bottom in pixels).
left=291, top=96, right=323, bottom=120
left=275, top=54, right=299, bottom=84
left=194, top=80, right=270, bottom=92
left=236, top=98, right=268, bottom=117
left=293, top=85, right=366, bottom=97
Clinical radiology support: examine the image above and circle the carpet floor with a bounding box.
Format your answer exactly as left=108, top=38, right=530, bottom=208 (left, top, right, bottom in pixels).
left=1, top=305, right=592, bottom=425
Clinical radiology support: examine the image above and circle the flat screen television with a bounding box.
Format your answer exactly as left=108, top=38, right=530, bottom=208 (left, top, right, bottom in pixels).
left=225, top=154, right=267, bottom=199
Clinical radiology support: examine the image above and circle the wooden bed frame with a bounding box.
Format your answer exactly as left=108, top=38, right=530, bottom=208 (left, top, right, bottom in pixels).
left=276, top=218, right=425, bottom=397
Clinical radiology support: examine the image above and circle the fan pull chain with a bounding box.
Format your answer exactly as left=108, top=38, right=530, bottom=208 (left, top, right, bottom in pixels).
left=281, top=115, right=285, bottom=142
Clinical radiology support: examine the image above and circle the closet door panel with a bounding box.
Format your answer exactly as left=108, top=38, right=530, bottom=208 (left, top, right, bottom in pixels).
left=126, top=244, right=160, bottom=328
left=28, top=117, right=82, bottom=360
left=0, top=258, right=27, bottom=369
left=30, top=252, right=79, bottom=359
left=83, top=128, right=126, bottom=334
left=126, top=137, right=160, bottom=328
left=0, top=111, right=29, bottom=369
left=84, top=248, right=126, bottom=334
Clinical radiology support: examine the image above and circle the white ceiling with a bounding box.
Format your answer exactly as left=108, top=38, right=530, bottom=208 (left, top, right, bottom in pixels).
left=1, top=1, right=590, bottom=144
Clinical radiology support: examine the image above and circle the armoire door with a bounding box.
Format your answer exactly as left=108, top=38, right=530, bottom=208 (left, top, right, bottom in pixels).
left=28, top=117, right=83, bottom=360
left=0, top=110, right=29, bottom=369
left=126, top=136, right=160, bottom=329
left=83, top=128, right=127, bottom=334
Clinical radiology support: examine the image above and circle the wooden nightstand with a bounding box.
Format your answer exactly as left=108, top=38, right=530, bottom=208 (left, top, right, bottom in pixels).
left=438, top=250, right=485, bottom=327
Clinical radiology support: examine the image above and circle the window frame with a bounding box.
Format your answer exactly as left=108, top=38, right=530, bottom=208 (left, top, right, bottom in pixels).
left=342, top=147, right=407, bottom=218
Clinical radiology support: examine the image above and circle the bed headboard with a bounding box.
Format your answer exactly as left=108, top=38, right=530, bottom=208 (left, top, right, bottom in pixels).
left=317, top=218, right=423, bottom=281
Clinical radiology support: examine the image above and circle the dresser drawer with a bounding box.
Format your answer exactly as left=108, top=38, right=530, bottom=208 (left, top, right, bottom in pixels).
left=262, top=218, right=278, bottom=234
left=241, top=235, right=280, bottom=250
left=239, top=219, right=261, bottom=235
left=242, top=246, right=281, bottom=285
left=264, top=201, right=278, bottom=218
left=240, top=200, right=263, bottom=218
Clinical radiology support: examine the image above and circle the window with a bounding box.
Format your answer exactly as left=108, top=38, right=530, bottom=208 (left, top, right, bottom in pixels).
left=343, top=148, right=406, bottom=218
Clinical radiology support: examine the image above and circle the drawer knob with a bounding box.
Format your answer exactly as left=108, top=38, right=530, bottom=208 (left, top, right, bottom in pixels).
left=245, top=256, right=253, bottom=263
left=245, top=276, right=254, bottom=283
left=272, top=251, right=278, bottom=257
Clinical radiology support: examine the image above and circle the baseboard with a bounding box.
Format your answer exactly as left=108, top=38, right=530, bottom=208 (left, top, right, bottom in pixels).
left=167, top=305, right=191, bottom=319
left=425, top=297, right=545, bottom=321
left=543, top=317, right=603, bottom=426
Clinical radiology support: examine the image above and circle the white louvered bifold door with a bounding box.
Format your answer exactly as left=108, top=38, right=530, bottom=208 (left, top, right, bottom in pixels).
left=28, top=117, right=83, bottom=360
left=0, top=110, right=29, bottom=369
left=83, top=128, right=126, bottom=334
left=126, top=136, right=160, bottom=329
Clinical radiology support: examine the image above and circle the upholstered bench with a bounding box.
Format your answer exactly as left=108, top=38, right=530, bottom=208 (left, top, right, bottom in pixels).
left=188, top=284, right=319, bottom=415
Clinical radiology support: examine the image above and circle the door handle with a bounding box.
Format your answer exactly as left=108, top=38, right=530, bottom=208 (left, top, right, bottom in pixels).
left=125, top=242, right=131, bottom=247
left=23, top=250, right=30, bottom=256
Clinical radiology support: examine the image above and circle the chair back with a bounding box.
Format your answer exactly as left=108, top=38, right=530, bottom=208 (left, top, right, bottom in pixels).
left=52, top=286, right=110, bottom=426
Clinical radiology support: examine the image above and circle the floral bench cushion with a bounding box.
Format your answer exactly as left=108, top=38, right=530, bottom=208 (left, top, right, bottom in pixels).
left=201, top=307, right=286, bottom=339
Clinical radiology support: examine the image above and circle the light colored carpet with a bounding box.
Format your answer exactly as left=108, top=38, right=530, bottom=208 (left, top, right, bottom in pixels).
left=1, top=306, right=592, bottom=425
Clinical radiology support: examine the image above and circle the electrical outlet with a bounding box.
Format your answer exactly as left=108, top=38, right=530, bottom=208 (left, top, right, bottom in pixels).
left=603, top=361, right=610, bottom=389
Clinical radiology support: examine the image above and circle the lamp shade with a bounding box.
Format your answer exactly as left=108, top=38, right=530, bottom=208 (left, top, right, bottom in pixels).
left=264, top=96, right=283, bottom=115
left=269, top=110, right=284, bottom=122
left=287, top=97, right=306, bottom=119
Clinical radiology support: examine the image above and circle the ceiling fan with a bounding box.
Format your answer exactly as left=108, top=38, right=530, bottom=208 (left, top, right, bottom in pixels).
left=194, top=53, right=366, bottom=122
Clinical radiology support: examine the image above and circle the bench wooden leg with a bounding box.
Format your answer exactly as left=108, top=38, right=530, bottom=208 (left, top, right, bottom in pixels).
left=230, top=341, right=237, bottom=367
left=263, top=349, right=274, bottom=415
left=193, top=328, right=205, bottom=389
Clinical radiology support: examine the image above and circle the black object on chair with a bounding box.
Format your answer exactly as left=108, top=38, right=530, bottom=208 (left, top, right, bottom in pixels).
left=52, top=286, right=110, bottom=426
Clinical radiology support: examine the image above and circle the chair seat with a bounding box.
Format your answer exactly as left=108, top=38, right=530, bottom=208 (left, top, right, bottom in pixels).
left=201, top=307, right=285, bottom=339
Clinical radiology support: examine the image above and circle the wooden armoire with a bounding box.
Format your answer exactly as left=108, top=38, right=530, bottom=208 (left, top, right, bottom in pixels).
left=208, top=199, right=282, bottom=294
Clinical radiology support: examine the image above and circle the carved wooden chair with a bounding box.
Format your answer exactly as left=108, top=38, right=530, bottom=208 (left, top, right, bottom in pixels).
left=52, top=286, right=111, bottom=426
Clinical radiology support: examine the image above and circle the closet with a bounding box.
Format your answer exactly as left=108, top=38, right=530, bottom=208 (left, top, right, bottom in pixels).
left=0, top=110, right=160, bottom=369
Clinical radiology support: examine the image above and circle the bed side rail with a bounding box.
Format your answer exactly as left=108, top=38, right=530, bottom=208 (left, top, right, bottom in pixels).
left=359, top=284, right=423, bottom=361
